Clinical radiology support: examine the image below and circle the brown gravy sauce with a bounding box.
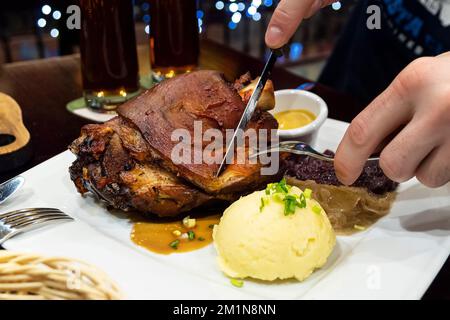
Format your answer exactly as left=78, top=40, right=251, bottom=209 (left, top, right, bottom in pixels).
left=131, top=214, right=221, bottom=254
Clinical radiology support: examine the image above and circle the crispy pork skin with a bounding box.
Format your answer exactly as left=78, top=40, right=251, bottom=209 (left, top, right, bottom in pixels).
left=69, top=71, right=279, bottom=217
left=117, top=70, right=277, bottom=194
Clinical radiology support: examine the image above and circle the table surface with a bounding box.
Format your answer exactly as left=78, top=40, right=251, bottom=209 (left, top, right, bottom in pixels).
left=0, top=40, right=448, bottom=299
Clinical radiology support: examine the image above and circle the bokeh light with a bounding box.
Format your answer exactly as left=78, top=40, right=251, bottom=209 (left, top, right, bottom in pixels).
left=37, top=18, right=46, bottom=28
left=52, top=10, right=61, bottom=20
left=252, top=0, right=262, bottom=7
left=229, top=3, right=239, bottom=12
left=228, top=21, right=237, bottom=30
left=231, top=12, right=242, bottom=23
left=41, top=5, right=51, bottom=15
left=141, top=2, right=150, bottom=11
left=215, top=1, right=225, bottom=10
left=332, top=1, right=342, bottom=10
left=252, top=12, right=261, bottom=21
left=247, top=6, right=257, bottom=15
left=50, top=28, right=59, bottom=38
left=289, top=42, right=304, bottom=60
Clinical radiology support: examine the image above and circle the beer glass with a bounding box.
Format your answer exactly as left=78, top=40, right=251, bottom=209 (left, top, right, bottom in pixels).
left=80, top=0, right=140, bottom=112
left=149, top=0, right=199, bottom=82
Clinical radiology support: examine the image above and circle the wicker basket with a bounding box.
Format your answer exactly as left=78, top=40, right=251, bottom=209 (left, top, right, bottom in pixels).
left=0, top=251, right=122, bottom=300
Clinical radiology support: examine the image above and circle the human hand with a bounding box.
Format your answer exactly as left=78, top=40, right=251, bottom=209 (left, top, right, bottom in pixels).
left=265, top=0, right=337, bottom=48
left=334, top=53, right=450, bottom=188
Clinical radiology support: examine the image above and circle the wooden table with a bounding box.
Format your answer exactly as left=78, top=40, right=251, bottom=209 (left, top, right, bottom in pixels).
left=0, top=40, right=447, bottom=299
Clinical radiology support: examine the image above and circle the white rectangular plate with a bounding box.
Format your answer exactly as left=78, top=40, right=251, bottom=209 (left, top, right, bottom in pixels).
left=3, top=119, right=450, bottom=299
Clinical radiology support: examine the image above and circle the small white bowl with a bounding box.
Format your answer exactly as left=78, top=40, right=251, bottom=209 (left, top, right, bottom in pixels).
left=269, top=89, right=328, bottom=146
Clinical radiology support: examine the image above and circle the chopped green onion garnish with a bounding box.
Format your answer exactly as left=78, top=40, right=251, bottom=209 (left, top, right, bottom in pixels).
left=259, top=196, right=269, bottom=212
left=198, top=237, right=205, bottom=241
left=276, top=178, right=289, bottom=193
left=187, top=230, right=195, bottom=240
left=265, top=179, right=289, bottom=196
left=264, top=179, right=307, bottom=215
left=312, top=205, right=322, bottom=215
left=169, top=239, right=180, bottom=249
left=284, top=195, right=297, bottom=215
left=303, top=188, right=312, bottom=199
left=230, top=278, right=244, bottom=288
left=273, top=193, right=284, bottom=202
left=298, top=193, right=306, bottom=208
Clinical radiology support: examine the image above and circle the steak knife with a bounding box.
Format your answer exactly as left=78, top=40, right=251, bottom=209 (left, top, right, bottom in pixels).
left=216, top=49, right=282, bottom=177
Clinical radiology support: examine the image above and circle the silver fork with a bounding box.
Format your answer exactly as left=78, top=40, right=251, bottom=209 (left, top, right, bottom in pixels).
left=251, top=141, right=380, bottom=162
left=0, top=208, right=73, bottom=245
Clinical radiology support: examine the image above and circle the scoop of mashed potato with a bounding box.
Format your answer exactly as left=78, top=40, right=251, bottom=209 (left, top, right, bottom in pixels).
left=213, top=182, right=336, bottom=281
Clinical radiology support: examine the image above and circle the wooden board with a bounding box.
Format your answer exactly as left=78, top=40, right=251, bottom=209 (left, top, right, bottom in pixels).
left=0, top=92, right=32, bottom=172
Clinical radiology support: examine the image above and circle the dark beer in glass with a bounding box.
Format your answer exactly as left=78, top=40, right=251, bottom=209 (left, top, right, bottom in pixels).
left=149, top=0, right=199, bottom=82
left=80, top=0, right=140, bottom=112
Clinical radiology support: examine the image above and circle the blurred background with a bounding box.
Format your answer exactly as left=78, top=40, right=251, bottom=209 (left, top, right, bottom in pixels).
left=0, top=0, right=357, bottom=81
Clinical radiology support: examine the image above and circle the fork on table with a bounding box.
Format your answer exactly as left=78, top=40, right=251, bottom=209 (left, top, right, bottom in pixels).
left=0, top=208, right=73, bottom=245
